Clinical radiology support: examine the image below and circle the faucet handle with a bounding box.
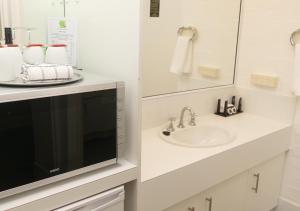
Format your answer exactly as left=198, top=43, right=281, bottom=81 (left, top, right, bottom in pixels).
left=167, top=117, right=176, bottom=132
left=189, top=112, right=197, bottom=126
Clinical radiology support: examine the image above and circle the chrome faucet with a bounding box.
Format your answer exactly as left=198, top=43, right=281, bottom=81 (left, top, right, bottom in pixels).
left=177, top=107, right=196, bottom=128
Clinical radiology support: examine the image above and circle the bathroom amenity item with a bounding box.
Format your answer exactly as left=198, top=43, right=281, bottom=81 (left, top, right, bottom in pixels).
left=23, top=44, right=45, bottom=65
left=170, top=35, right=193, bottom=75
left=226, top=103, right=237, bottom=115
left=215, top=96, right=243, bottom=117
left=216, top=99, right=222, bottom=114
left=45, top=44, right=69, bottom=65
left=224, top=100, right=229, bottom=116
left=4, top=27, right=13, bottom=45
left=21, top=64, right=74, bottom=81
left=232, top=96, right=236, bottom=105
left=237, top=98, right=243, bottom=113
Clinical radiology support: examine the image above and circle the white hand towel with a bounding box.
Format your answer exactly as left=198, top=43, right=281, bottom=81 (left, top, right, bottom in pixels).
left=21, top=64, right=74, bottom=81
left=170, top=35, right=193, bottom=75
left=293, top=44, right=300, bottom=96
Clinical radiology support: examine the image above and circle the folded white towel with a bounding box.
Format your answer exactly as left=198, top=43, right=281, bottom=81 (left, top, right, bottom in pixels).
left=170, top=35, right=193, bottom=75
left=21, top=64, right=74, bottom=81
left=293, top=44, right=300, bottom=96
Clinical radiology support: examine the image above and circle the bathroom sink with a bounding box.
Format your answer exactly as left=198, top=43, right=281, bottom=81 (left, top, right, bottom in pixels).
left=160, top=125, right=235, bottom=148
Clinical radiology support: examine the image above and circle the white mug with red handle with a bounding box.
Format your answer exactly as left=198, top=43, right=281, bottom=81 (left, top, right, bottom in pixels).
left=45, top=44, right=69, bottom=65
left=8, top=45, right=24, bottom=77
left=23, top=44, right=45, bottom=65
left=0, top=45, right=18, bottom=81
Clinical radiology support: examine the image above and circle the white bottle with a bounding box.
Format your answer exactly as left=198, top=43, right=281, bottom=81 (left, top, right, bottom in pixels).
left=0, top=46, right=15, bottom=81
left=45, top=44, right=69, bottom=65
left=23, top=44, right=45, bottom=65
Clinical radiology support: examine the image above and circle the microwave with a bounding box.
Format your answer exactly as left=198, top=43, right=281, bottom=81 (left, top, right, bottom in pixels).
left=0, top=80, right=125, bottom=199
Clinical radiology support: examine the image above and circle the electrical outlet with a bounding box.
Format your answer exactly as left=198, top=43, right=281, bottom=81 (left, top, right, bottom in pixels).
left=251, top=73, right=279, bottom=88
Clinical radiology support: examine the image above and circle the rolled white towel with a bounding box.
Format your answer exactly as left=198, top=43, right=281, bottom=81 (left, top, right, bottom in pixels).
left=170, top=35, right=193, bottom=75
left=21, top=63, right=74, bottom=81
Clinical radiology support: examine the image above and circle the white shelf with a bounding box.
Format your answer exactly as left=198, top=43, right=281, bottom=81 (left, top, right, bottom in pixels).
left=0, top=71, right=118, bottom=103
left=0, top=159, right=137, bottom=211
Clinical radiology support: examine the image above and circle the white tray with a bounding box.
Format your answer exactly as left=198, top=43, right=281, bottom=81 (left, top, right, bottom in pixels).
left=0, top=73, right=83, bottom=87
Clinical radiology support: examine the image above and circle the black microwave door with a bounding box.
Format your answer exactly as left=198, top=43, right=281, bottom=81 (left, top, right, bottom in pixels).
left=0, top=89, right=117, bottom=193
left=82, top=90, right=117, bottom=166
left=31, top=97, right=70, bottom=178
left=0, top=101, right=35, bottom=191
left=31, top=90, right=118, bottom=174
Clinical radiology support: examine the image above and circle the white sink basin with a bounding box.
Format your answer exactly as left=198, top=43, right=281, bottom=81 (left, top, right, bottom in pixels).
left=160, top=124, right=236, bottom=148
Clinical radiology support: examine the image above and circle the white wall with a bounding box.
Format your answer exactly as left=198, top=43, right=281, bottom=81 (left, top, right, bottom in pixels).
left=65, top=1, right=141, bottom=210
left=142, top=86, right=235, bottom=129
left=65, top=0, right=141, bottom=165
left=236, top=0, right=300, bottom=208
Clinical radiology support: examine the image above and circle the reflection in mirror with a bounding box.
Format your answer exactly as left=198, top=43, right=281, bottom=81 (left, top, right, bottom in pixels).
left=141, top=0, right=242, bottom=97
left=0, top=0, right=64, bottom=46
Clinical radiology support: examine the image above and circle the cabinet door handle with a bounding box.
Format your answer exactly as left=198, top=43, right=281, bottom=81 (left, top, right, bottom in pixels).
left=206, top=197, right=213, bottom=211
left=252, top=173, right=260, bottom=193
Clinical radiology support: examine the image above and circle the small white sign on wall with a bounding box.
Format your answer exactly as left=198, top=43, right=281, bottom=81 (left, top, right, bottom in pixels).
left=48, top=17, right=78, bottom=66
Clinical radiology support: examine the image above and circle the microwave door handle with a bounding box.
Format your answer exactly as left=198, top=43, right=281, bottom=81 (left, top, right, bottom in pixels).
left=90, top=196, right=124, bottom=211
left=56, top=197, right=123, bottom=211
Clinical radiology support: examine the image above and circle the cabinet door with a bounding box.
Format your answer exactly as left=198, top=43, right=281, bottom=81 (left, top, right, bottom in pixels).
left=245, top=154, right=286, bottom=211
left=199, top=172, right=248, bottom=211
left=164, top=193, right=202, bottom=211
left=164, top=154, right=285, bottom=211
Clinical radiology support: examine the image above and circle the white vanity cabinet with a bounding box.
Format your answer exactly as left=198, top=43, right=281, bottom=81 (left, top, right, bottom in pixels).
left=199, top=172, right=248, bottom=211
left=165, top=172, right=248, bottom=211
left=245, top=154, right=285, bottom=211
left=164, top=194, right=201, bottom=211
left=164, top=154, right=285, bottom=211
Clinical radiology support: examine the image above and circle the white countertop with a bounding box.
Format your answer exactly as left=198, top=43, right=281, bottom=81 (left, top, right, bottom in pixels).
left=141, top=113, right=291, bottom=182
left=0, top=159, right=137, bottom=211
left=0, top=71, right=119, bottom=103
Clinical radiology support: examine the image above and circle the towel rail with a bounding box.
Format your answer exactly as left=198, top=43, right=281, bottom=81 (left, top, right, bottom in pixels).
left=177, top=26, right=198, bottom=41
left=291, top=28, right=300, bottom=46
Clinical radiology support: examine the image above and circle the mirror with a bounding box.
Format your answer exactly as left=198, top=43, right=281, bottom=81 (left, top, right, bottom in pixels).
left=141, top=0, right=242, bottom=97
left=0, top=0, right=64, bottom=46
